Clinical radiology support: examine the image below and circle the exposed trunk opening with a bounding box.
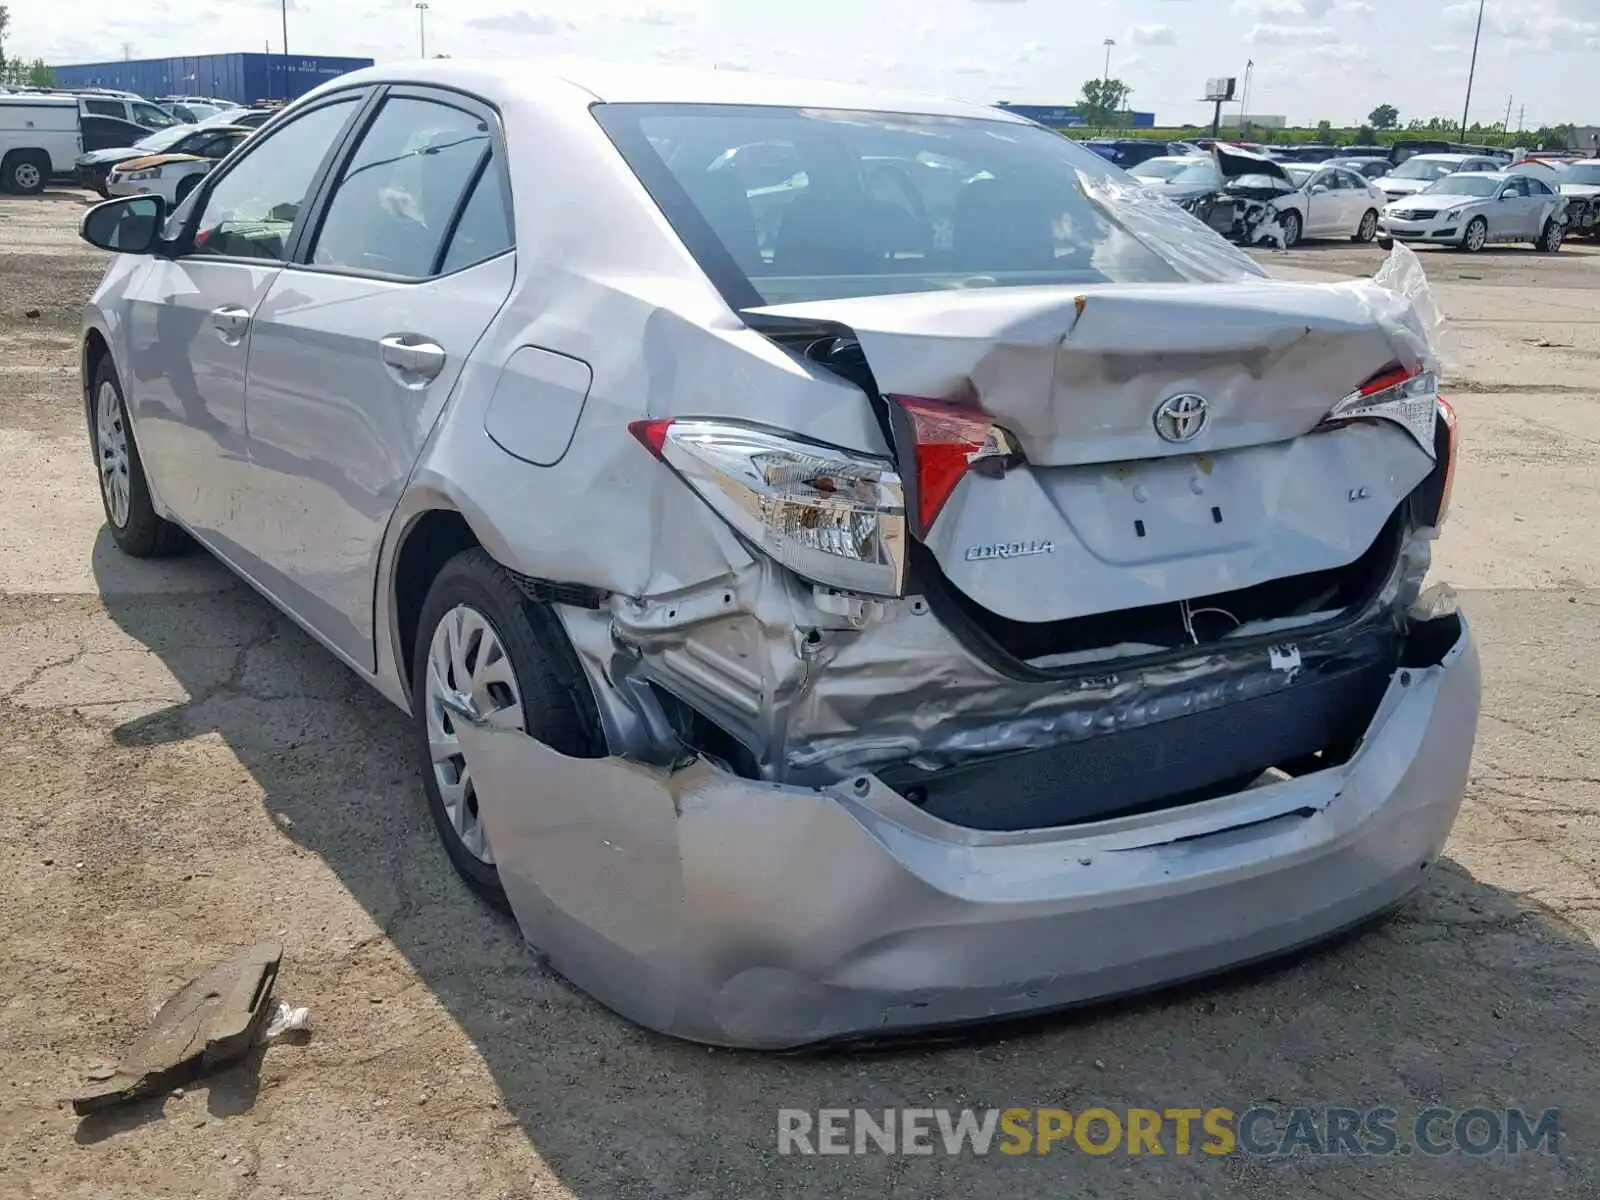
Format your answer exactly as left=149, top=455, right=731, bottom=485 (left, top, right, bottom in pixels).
left=920, top=509, right=1406, bottom=677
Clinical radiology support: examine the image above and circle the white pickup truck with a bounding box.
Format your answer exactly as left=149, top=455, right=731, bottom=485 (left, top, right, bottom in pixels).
left=0, top=95, right=82, bottom=194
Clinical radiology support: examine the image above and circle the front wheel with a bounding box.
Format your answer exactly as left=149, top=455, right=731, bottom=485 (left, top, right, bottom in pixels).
left=1354, top=209, right=1379, bottom=243
left=89, top=359, right=190, bottom=557
left=411, top=548, right=605, bottom=909
left=1536, top=217, right=1564, bottom=253
left=1276, top=210, right=1302, bottom=248
left=1461, top=216, right=1488, bottom=252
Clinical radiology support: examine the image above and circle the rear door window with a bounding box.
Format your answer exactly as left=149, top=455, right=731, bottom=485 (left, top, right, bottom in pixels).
left=309, top=95, right=496, bottom=279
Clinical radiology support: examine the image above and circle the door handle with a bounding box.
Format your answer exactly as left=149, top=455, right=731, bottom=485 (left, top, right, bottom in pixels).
left=211, top=304, right=251, bottom=341
left=379, top=335, right=447, bottom=384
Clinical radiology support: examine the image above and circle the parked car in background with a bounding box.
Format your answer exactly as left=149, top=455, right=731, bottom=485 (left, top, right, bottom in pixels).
left=0, top=93, right=81, bottom=193
left=106, top=124, right=253, bottom=207
left=1325, top=155, right=1392, bottom=181
left=76, top=123, right=200, bottom=196
left=1379, top=171, right=1566, bottom=252
left=1081, top=137, right=1183, bottom=170
left=1282, top=162, right=1386, bottom=241
left=76, top=93, right=183, bottom=131
left=1133, top=145, right=1310, bottom=245
left=157, top=96, right=229, bottom=123
left=1554, top=159, right=1600, bottom=237
left=74, top=63, right=1478, bottom=1052
left=1374, top=152, right=1503, bottom=202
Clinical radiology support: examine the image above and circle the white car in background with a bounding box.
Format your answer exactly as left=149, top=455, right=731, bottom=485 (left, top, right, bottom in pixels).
left=1282, top=163, right=1387, bottom=241
left=1378, top=171, right=1566, bottom=252
left=1373, top=152, right=1504, bottom=202
left=107, top=125, right=253, bottom=208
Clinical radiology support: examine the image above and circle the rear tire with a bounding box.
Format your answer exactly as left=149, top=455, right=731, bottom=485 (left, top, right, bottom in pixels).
left=89, top=358, right=191, bottom=558
left=1353, top=209, right=1379, bottom=242
left=411, top=548, right=605, bottom=910
left=1536, top=217, right=1564, bottom=253
left=2, top=150, right=50, bottom=195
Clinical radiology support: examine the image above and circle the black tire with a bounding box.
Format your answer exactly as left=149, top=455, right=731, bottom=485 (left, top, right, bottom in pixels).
left=89, top=357, right=191, bottom=557
left=173, top=173, right=200, bottom=207
left=2, top=149, right=50, bottom=195
left=94, top=172, right=111, bottom=199
left=1536, top=217, right=1564, bottom=253
left=410, top=547, right=605, bottom=909
left=1353, top=209, right=1379, bottom=243
left=1277, top=210, right=1302, bottom=248
left=1461, top=216, right=1488, bottom=253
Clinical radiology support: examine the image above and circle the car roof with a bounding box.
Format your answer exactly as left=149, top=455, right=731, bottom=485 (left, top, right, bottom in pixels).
left=1409, top=153, right=1481, bottom=163
left=307, top=57, right=1033, bottom=124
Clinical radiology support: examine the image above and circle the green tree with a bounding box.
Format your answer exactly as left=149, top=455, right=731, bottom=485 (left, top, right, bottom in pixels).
left=1314, top=119, right=1333, bottom=139
left=0, top=4, right=10, bottom=74
left=1079, top=77, right=1132, bottom=128
left=1368, top=104, right=1399, bottom=131
left=1352, top=124, right=1376, bottom=145
left=23, top=57, right=51, bottom=86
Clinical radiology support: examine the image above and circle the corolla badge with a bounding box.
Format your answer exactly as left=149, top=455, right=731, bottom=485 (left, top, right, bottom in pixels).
left=1154, top=393, right=1210, bottom=443
left=964, top=540, right=1055, bottom=562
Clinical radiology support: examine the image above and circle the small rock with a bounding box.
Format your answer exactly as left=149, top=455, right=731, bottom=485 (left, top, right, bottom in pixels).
left=1093, top=1059, right=1106, bottom=1071
left=23, top=309, right=40, bottom=319
left=369, top=996, right=383, bottom=1005
left=170, top=1088, right=184, bottom=1099
left=416, top=1092, right=431, bottom=1106
left=84, top=1064, right=116, bottom=1082
left=42, top=859, right=53, bottom=867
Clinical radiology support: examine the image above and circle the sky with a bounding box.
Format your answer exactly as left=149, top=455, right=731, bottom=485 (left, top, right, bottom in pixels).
left=3, top=0, right=1596, bottom=129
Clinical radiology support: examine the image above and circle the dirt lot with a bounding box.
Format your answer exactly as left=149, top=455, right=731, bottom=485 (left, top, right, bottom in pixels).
left=0, top=189, right=1596, bottom=1199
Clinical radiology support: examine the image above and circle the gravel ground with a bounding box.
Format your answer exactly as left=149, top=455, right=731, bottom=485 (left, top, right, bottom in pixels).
left=0, top=189, right=1596, bottom=1199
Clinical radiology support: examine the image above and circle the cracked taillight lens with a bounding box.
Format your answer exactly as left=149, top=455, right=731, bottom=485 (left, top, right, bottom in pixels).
left=886, top=395, right=1019, bottom=539
left=1323, top=364, right=1442, bottom=454
left=630, top=419, right=908, bottom=597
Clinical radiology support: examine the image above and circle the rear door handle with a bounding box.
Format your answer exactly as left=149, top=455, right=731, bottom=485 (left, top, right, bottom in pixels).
left=211, top=304, right=251, bottom=342
left=379, top=335, right=446, bottom=384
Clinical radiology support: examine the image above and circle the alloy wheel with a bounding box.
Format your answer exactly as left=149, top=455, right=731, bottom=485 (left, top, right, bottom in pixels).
left=1464, top=219, right=1487, bottom=252
left=13, top=162, right=41, bottom=191
left=95, top=381, right=131, bottom=529
left=1358, top=211, right=1377, bottom=241
left=423, top=604, right=526, bottom=865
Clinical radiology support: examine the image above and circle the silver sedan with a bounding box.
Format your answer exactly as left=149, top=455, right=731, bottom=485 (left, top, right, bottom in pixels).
left=75, top=61, right=1478, bottom=1048
left=1379, top=171, right=1567, bottom=252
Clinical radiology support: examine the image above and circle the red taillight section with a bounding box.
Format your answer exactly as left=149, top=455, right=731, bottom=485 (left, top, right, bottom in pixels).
left=628, top=418, right=672, bottom=459
left=887, top=395, right=1013, bottom=538
left=1435, top=394, right=1459, bottom=527
left=1358, top=363, right=1417, bottom=396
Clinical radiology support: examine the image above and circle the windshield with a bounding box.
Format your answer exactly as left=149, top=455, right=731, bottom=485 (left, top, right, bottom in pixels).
left=1562, top=162, right=1600, bottom=184
left=1284, top=165, right=1315, bottom=186
left=1128, top=159, right=1190, bottom=181
left=1390, top=158, right=1459, bottom=181
left=1165, top=160, right=1222, bottom=186
left=595, top=103, right=1218, bottom=305
left=1422, top=175, right=1499, bottom=197
left=134, top=125, right=194, bottom=152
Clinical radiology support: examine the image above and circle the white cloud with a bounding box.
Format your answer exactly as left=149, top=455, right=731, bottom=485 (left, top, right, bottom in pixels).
left=1232, top=0, right=1335, bottom=18
left=1127, top=24, right=1178, bottom=45
left=1246, top=22, right=1339, bottom=43
left=465, top=11, right=574, bottom=36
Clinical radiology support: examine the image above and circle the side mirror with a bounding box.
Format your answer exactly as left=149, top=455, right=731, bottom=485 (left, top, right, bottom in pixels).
left=80, top=194, right=166, bottom=254
left=1310, top=183, right=1329, bottom=194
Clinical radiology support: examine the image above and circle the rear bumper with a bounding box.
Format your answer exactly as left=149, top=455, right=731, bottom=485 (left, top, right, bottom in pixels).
left=451, top=614, right=1480, bottom=1049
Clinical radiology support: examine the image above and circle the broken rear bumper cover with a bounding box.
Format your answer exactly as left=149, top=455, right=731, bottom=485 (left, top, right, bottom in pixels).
left=447, top=613, right=1479, bottom=1049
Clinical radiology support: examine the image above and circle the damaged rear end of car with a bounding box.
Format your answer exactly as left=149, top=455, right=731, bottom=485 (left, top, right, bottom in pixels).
left=444, top=99, right=1480, bottom=1049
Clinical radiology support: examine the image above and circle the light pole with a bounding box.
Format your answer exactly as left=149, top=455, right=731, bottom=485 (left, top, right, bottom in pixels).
left=280, top=0, right=290, bottom=102
left=416, top=2, right=430, bottom=59
left=1460, top=0, right=1484, bottom=139
left=1100, top=37, right=1115, bottom=130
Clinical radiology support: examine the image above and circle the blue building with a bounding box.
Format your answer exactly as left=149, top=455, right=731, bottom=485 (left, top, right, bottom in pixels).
left=996, top=103, right=1157, bottom=130
left=51, top=53, right=375, bottom=105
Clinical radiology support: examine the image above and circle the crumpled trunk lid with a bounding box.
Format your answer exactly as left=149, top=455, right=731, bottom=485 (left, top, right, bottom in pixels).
left=747, top=269, right=1440, bottom=625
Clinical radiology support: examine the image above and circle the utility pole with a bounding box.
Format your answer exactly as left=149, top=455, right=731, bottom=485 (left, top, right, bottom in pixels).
left=1100, top=37, right=1115, bottom=131
left=1460, top=0, right=1484, bottom=138
left=281, top=0, right=291, bottom=102
left=1239, top=59, right=1254, bottom=133
left=416, top=2, right=430, bottom=58
left=1516, top=103, right=1524, bottom=136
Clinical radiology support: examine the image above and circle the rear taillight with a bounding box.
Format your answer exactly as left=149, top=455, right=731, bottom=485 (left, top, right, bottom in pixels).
left=1322, top=363, right=1440, bottom=453
left=1431, top=394, right=1459, bottom=529
left=885, top=395, right=1019, bottom=539
left=629, top=418, right=908, bottom=597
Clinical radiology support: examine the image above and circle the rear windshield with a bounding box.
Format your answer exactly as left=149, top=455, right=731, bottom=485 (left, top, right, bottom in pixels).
left=592, top=103, right=1198, bottom=306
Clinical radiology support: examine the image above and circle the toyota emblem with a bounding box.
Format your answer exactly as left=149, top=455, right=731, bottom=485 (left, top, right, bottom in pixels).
left=1154, top=394, right=1210, bottom=443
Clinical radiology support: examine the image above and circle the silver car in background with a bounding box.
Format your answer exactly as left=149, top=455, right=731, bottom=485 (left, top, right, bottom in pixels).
left=1379, top=171, right=1567, bottom=252
left=77, top=60, right=1479, bottom=1049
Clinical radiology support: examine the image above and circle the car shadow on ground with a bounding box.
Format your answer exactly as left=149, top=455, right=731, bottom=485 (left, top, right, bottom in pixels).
left=92, top=532, right=1600, bottom=1196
